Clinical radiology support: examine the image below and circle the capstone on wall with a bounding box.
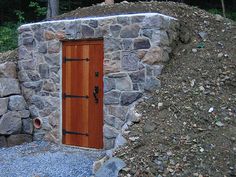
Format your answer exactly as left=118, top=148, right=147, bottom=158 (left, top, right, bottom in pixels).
left=18, top=13, right=180, bottom=149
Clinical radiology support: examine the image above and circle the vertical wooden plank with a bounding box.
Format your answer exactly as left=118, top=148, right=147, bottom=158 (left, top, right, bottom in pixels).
left=88, top=41, right=104, bottom=149
left=65, top=45, right=72, bottom=144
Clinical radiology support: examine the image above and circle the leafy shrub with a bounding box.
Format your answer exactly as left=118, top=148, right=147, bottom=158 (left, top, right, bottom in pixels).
left=0, top=23, right=18, bottom=52
left=29, top=1, right=47, bottom=19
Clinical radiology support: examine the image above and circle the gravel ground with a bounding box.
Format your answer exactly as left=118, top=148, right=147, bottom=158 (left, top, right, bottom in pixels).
left=0, top=141, right=105, bottom=177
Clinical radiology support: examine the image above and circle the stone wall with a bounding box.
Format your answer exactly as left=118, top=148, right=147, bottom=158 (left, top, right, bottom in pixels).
left=18, top=13, right=180, bottom=149
left=0, top=61, right=32, bottom=147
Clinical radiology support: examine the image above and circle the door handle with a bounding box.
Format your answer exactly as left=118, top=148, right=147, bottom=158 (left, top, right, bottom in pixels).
left=93, top=86, right=99, bottom=103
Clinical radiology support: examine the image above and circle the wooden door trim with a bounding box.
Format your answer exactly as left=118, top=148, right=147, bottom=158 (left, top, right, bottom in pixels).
left=61, top=38, right=104, bottom=44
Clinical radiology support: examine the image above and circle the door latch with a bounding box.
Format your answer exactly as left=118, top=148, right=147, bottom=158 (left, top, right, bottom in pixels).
left=93, top=86, right=99, bottom=103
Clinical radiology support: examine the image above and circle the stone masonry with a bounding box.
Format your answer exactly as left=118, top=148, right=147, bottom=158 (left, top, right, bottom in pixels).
left=17, top=13, right=180, bottom=149
left=0, top=61, right=32, bottom=147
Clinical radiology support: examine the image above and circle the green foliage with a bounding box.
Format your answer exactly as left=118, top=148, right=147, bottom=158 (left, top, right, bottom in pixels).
left=29, top=1, right=47, bottom=18
left=208, top=8, right=236, bottom=21
left=14, top=10, right=25, bottom=24
left=0, top=23, right=18, bottom=52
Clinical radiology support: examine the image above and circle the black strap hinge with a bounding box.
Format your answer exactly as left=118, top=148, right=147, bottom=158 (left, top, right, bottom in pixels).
left=62, top=93, right=89, bottom=99
left=64, top=57, right=89, bottom=63
left=63, top=129, right=88, bottom=136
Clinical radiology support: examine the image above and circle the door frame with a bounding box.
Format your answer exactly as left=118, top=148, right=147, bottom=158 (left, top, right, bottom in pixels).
left=59, top=38, right=104, bottom=149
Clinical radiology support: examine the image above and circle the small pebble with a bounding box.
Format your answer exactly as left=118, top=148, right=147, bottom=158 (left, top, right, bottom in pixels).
left=208, top=107, right=214, bottom=113
left=192, top=48, right=197, bottom=53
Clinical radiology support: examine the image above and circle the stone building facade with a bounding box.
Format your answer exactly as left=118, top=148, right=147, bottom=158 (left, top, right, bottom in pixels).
left=18, top=13, right=180, bottom=149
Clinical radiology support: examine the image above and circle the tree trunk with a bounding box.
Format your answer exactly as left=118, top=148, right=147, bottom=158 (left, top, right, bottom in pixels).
left=47, top=0, right=59, bottom=18
left=105, top=0, right=114, bottom=5
left=221, top=0, right=226, bottom=18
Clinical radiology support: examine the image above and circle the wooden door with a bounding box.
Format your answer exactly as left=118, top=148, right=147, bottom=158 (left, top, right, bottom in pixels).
left=62, top=40, right=103, bottom=149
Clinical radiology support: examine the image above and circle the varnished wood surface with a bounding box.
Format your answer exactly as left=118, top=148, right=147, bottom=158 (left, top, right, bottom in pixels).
left=62, top=40, right=103, bottom=149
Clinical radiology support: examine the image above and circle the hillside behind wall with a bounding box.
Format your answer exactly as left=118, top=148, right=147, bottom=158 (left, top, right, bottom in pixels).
left=0, top=58, right=33, bottom=147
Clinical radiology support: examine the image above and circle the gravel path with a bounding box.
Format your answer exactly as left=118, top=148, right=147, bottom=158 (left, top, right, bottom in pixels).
left=0, top=141, right=105, bottom=177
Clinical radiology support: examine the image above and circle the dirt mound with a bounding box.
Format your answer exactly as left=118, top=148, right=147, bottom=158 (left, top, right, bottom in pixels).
left=68, top=2, right=236, bottom=177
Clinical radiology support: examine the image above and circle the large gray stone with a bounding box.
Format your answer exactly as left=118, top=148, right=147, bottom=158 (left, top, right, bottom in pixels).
left=0, top=136, right=7, bottom=147
left=153, top=65, right=164, bottom=76
left=141, top=29, right=153, bottom=39
left=121, top=52, right=139, bottom=71
left=8, top=95, right=27, bottom=111
left=29, top=105, right=39, bottom=118
left=7, top=134, right=32, bottom=147
left=23, top=81, right=43, bottom=92
left=18, top=110, right=30, bottom=118
left=45, top=54, right=60, bottom=66
left=22, top=36, right=34, bottom=45
left=121, top=39, right=133, bottom=50
left=126, top=106, right=142, bottom=123
left=104, top=91, right=120, bottom=105
left=142, top=46, right=169, bottom=65
left=39, top=63, right=50, bottom=79
left=0, top=78, right=21, bottom=97
left=115, top=76, right=132, bottom=91
left=38, top=42, right=47, bottom=53
left=120, top=91, right=142, bottom=106
left=30, top=95, right=45, bottom=110
left=117, top=16, right=130, bottom=25
left=103, top=124, right=119, bottom=139
left=18, top=59, right=36, bottom=70
left=0, top=98, right=8, bottom=116
left=65, top=22, right=78, bottom=38
left=21, top=86, right=36, bottom=102
left=48, top=41, right=60, bottom=54
left=43, top=80, right=55, bottom=92
left=144, top=77, right=161, bottom=91
left=0, top=62, right=17, bottom=78
left=104, top=138, right=115, bottom=150
left=18, top=70, right=30, bottom=82
left=129, top=69, right=145, bottom=83
left=82, top=25, right=94, bottom=37
left=95, top=157, right=126, bottom=177
left=115, top=134, right=127, bottom=148
left=105, top=115, right=124, bottom=130
left=89, top=20, right=98, bottom=28
left=104, top=38, right=121, bottom=53
left=104, top=77, right=115, bottom=93
left=151, top=30, right=170, bottom=46
left=27, top=70, right=41, bottom=81
left=0, top=111, right=22, bottom=135
left=22, top=119, right=33, bottom=134
left=120, top=24, right=140, bottom=38
left=34, top=28, right=44, bottom=42
left=108, top=106, right=128, bottom=121
left=133, top=38, right=151, bottom=50
left=110, top=25, right=122, bottom=38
